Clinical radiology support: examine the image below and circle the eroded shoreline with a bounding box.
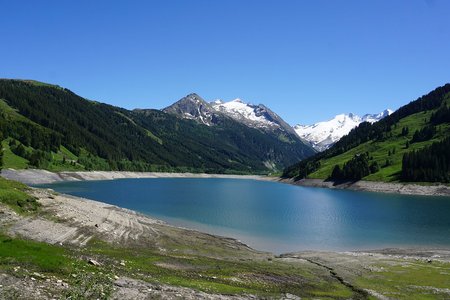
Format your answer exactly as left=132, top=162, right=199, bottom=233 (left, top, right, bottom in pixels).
left=281, top=178, right=450, bottom=197
left=2, top=168, right=450, bottom=197
left=0, top=168, right=274, bottom=185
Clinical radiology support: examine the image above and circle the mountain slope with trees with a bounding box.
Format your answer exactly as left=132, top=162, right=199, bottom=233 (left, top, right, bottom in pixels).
left=283, top=84, right=450, bottom=183
left=0, top=79, right=314, bottom=174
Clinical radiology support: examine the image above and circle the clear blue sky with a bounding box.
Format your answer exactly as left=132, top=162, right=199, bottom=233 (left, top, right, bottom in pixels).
left=1, top=0, right=449, bottom=125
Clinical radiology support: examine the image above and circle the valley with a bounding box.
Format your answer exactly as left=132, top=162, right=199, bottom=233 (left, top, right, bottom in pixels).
left=0, top=81, right=449, bottom=300
left=2, top=2, right=450, bottom=299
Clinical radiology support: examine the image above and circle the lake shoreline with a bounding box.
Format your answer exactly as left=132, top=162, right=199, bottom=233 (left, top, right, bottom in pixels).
left=0, top=168, right=276, bottom=185
left=9, top=186, right=450, bottom=259
left=2, top=171, right=450, bottom=298
left=33, top=176, right=450, bottom=254
left=280, top=178, right=450, bottom=197
left=2, top=168, right=450, bottom=197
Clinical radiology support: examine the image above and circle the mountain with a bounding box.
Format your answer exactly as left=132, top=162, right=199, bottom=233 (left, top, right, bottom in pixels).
left=164, top=95, right=306, bottom=147
left=283, top=84, right=450, bottom=183
left=210, top=99, right=298, bottom=136
left=162, top=93, right=219, bottom=126
left=0, top=80, right=315, bottom=174
left=294, top=110, right=393, bottom=151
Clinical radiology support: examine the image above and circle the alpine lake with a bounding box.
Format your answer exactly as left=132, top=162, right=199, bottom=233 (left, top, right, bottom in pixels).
left=38, top=178, right=450, bottom=254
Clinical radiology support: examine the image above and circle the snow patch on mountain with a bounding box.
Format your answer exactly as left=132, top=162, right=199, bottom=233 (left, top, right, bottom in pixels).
left=211, top=99, right=278, bottom=128
left=163, top=93, right=216, bottom=126
left=294, top=109, right=393, bottom=152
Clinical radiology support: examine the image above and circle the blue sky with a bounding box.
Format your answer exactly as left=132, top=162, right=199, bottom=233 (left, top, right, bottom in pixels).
left=1, top=0, right=449, bottom=125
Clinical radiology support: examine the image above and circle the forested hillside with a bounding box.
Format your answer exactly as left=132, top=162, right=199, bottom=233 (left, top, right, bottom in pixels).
left=283, top=84, right=450, bottom=183
left=0, top=79, right=314, bottom=174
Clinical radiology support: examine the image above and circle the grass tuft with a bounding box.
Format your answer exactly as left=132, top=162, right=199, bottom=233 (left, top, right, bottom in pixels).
left=0, top=177, right=39, bottom=214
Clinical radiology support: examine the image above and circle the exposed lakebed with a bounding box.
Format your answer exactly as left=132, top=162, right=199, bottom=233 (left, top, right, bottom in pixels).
left=38, top=178, right=450, bottom=254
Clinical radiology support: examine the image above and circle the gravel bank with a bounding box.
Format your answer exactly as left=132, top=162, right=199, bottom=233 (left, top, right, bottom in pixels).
left=283, top=178, right=450, bottom=197
left=3, top=188, right=259, bottom=259
left=2, top=168, right=449, bottom=196
left=0, top=168, right=273, bottom=185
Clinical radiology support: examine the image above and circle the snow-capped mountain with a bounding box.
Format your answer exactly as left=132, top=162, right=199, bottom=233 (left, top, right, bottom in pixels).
left=163, top=94, right=299, bottom=138
left=162, top=93, right=316, bottom=166
left=162, top=93, right=218, bottom=126
left=360, top=110, right=393, bottom=123
left=163, top=94, right=392, bottom=153
left=210, top=98, right=298, bottom=136
left=294, top=109, right=393, bottom=152
left=212, top=99, right=276, bottom=128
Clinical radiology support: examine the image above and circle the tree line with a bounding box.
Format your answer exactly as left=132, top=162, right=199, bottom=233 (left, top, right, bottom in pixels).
left=329, top=153, right=380, bottom=181
left=401, top=137, right=450, bottom=183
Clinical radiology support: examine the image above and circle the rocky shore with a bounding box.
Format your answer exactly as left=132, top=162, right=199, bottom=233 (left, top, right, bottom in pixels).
left=282, top=178, right=450, bottom=197
left=0, top=168, right=273, bottom=185
left=2, top=168, right=449, bottom=197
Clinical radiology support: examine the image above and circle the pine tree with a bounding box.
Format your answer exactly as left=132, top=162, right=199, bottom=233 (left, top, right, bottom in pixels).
left=331, top=165, right=343, bottom=180
left=401, top=126, right=409, bottom=136
left=401, top=137, right=450, bottom=182
left=369, top=161, right=380, bottom=173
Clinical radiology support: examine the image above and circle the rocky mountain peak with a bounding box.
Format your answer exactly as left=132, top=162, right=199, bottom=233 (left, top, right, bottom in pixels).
left=162, top=93, right=217, bottom=126
left=163, top=94, right=305, bottom=145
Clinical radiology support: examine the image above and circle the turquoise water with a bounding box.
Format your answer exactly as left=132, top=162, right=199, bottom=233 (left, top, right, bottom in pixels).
left=39, top=178, right=450, bottom=254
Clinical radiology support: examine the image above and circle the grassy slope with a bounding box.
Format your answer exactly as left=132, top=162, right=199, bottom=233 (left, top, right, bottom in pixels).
left=0, top=234, right=353, bottom=299
left=0, top=177, right=39, bottom=213
left=0, top=98, right=78, bottom=170
left=308, top=101, right=450, bottom=181
left=0, top=97, right=113, bottom=172
left=356, top=260, right=450, bottom=300
left=1, top=138, right=88, bottom=172
left=0, top=97, right=111, bottom=172
left=1, top=140, right=29, bottom=169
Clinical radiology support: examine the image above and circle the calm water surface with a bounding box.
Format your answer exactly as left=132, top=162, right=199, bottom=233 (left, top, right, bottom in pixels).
left=39, top=178, right=450, bottom=254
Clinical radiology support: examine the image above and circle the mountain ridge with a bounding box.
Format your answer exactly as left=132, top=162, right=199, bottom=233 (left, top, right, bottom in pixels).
left=163, top=94, right=311, bottom=148
left=0, top=79, right=315, bottom=174
left=283, top=83, right=450, bottom=183
left=294, top=109, right=393, bottom=151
